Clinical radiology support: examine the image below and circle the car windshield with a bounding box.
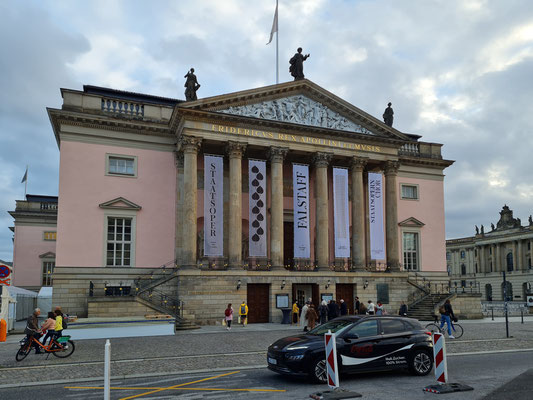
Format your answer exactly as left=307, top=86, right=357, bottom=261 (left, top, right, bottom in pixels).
left=307, top=319, right=354, bottom=335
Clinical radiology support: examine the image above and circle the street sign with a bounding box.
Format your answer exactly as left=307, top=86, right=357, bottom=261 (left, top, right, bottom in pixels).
left=0, top=264, right=11, bottom=286
left=527, top=296, right=533, bottom=306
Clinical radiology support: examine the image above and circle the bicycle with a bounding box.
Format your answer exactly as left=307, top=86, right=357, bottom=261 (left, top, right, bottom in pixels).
left=425, top=318, right=464, bottom=339
left=16, top=333, right=75, bottom=361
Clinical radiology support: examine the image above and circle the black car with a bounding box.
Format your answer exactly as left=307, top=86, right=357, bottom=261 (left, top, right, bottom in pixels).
left=267, top=316, right=433, bottom=383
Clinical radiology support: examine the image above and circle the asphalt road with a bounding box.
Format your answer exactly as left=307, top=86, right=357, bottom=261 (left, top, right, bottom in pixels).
left=0, top=350, right=532, bottom=399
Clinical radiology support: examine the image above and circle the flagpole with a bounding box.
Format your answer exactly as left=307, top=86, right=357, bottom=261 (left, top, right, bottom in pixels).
left=24, top=165, right=28, bottom=199
left=276, top=0, right=279, bottom=84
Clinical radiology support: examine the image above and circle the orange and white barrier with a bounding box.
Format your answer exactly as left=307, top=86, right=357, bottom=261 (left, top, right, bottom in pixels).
left=324, top=330, right=339, bottom=388
left=433, top=332, right=448, bottom=384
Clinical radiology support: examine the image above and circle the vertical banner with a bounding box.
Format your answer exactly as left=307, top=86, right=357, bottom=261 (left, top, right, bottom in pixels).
left=204, top=155, right=224, bottom=256
left=293, top=164, right=310, bottom=258
left=368, top=172, right=385, bottom=260
left=333, top=168, right=350, bottom=258
left=249, top=160, right=267, bottom=257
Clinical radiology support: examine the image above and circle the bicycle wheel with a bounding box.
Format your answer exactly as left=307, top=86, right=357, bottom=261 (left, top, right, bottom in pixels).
left=51, top=340, right=75, bottom=358
left=425, top=323, right=441, bottom=334
left=452, top=324, right=464, bottom=339
left=15, top=344, right=31, bottom=361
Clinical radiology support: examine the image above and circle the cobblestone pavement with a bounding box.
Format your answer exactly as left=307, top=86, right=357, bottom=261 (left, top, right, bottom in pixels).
left=1, top=320, right=532, bottom=386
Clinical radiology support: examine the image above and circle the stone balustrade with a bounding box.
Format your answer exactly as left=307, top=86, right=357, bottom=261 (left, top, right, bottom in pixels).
left=101, top=98, right=144, bottom=117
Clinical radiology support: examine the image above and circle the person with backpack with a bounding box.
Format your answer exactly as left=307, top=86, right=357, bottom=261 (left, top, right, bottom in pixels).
left=239, top=301, right=248, bottom=326
left=439, top=299, right=456, bottom=339
left=224, top=303, right=234, bottom=330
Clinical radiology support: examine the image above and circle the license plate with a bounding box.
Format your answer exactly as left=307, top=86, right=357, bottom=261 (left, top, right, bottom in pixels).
left=268, top=357, right=277, bottom=365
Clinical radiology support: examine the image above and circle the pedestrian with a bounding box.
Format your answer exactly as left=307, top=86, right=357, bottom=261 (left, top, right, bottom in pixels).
left=24, top=308, right=42, bottom=354
left=376, top=301, right=384, bottom=316
left=292, top=300, right=300, bottom=324
left=327, top=300, right=339, bottom=320
left=40, top=311, right=56, bottom=345
left=318, top=300, right=328, bottom=324
left=367, top=300, right=375, bottom=315
left=439, top=299, right=456, bottom=339
left=224, top=303, right=234, bottom=330
left=54, top=309, right=64, bottom=339
left=307, top=304, right=318, bottom=330
left=398, top=301, right=408, bottom=316
left=359, top=302, right=367, bottom=315
left=339, top=299, right=348, bottom=316
left=300, top=301, right=309, bottom=332
left=239, top=301, right=248, bottom=326
left=354, top=297, right=361, bottom=315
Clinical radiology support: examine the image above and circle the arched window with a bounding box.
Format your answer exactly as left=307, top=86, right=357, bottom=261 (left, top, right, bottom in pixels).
left=485, top=284, right=492, bottom=301
left=461, top=264, right=466, bottom=275
left=506, top=252, right=514, bottom=271
left=501, top=281, right=513, bottom=301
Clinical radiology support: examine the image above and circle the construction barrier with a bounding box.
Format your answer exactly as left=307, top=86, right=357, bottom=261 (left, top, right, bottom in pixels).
left=324, top=330, right=339, bottom=389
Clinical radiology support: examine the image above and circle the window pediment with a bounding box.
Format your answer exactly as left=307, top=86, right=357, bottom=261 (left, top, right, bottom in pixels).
left=99, top=197, right=141, bottom=211
left=398, top=217, right=425, bottom=227
left=39, top=251, right=56, bottom=259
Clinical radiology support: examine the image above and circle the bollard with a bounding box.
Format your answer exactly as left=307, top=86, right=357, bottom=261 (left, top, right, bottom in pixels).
left=521, top=309, right=524, bottom=324
left=324, top=330, right=339, bottom=388
left=104, top=339, right=111, bottom=400
left=491, top=308, right=494, bottom=321
left=0, top=319, right=6, bottom=342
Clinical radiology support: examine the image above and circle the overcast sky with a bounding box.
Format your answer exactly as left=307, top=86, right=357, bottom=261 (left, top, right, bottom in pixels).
left=1, top=0, right=533, bottom=262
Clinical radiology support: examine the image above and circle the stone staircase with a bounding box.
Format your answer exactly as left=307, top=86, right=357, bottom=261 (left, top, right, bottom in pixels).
left=408, top=293, right=451, bottom=322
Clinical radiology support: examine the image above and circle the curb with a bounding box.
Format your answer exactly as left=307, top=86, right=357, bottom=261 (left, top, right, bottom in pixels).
left=0, top=364, right=267, bottom=389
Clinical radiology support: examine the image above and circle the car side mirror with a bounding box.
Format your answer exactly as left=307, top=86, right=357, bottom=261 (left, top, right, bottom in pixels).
left=344, top=334, right=358, bottom=341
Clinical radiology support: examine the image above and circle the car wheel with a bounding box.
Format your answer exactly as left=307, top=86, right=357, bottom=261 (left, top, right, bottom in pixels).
left=409, top=349, right=432, bottom=376
left=309, top=358, right=328, bottom=383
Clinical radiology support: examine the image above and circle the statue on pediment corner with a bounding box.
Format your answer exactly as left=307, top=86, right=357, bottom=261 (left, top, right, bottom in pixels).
left=475, top=225, right=479, bottom=235
left=491, top=223, right=495, bottom=231
left=529, top=215, right=533, bottom=226
left=480, top=225, right=484, bottom=234
left=184, top=68, right=201, bottom=101
left=383, top=102, right=394, bottom=127
left=289, top=47, right=310, bottom=80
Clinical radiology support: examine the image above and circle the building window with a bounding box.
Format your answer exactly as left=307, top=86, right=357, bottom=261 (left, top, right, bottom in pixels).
left=106, top=154, right=137, bottom=177
left=446, top=252, right=451, bottom=261
left=460, top=250, right=465, bottom=258
left=106, top=217, right=132, bottom=266
left=403, top=232, right=419, bottom=270
left=105, top=286, right=131, bottom=296
left=474, top=249, right=477, bottom=257
left=42, top=261, right=55, bottom=286
left=400, top=184, right=418, bottom=200
left=529, top=258, right=532, bottom=269
left=43, top=231, right=57, bottom=241
left=502, top=281, right=513, bottom=301
left=485, top=284, right=492, bottom=301
left=490, top=262, right=493, bottom=272
left=528, top=242, right=531, bottom=251
left=461, top=264, right=466, bottom=275
left=475, top=263, right=478, bottom=273
left=489, top=247, right=492, bottom=255
left=506, top=252, right=513, bottom=272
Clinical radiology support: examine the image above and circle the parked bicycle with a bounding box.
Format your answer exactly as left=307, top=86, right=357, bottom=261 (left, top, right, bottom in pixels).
left=425, top=319, right=464, bottom=339
left=16, top=334, right=75, bottom=361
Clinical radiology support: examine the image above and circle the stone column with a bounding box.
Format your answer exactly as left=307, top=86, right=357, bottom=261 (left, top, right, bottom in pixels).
left=384, top=161, right=400, bottom=271
left=268, top=147, right=288, bottom=269
left=491, top=244, right=496, bottom=272
left=179, top=135, right=201, bottom=268
left=174, top=151, right=184, bottom=265
left=227, top=141, right=247, bottom=268
left=475, top=246, right=481, bottom=274
left=517, top=240, right=523, bottom=271
left=313, top=152, right=332, bottom=269
left=495, top=243, right=501, bottom=272
left=512, top=240, right=517, bottom=272
left=351, top=157, right=367, bottom=270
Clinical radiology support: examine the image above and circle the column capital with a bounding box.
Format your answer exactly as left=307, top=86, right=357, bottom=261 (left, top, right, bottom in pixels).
left=268, top=146, right=289, bottom=163
left=313, top=152, right=332, bottom=168
left=384, top=160, right=400, bottom=176
left=351, top=156, right=368, bottom=171
left=178, top=135, right=202, bottom=154
left=174, top=150, right=184, bottom=168
left=226, top=141, right=247, bottom=159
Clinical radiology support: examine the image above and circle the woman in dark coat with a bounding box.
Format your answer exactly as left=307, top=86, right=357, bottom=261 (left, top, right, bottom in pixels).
left=307, top=304, right=318, bottom=330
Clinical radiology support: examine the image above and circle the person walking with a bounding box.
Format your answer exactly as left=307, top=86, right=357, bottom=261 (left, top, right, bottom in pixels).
left=224, top=303, right=234, bottom=330
left=328, top=300, right=339, bottom=320
left=24, top=308, right=42, bottom=354
left=398, top=301, right=408, bottom=316
left=292, top=300, right=300, bottom=325
left=300, top=301, right=309, bottom=332
left=318, top=300, right=328, bottom=325
left=376, top=301, right=384, bottom=316
left=339, top=299, right=348, bottom=316
left=367, top=300, right=375, bottom=315
left=439, top=299, right=456, bottom=339
left=239, top=301, right=248, bottom=326
left=354, top=297, right=361, bottom=315
left=307, top=304, right=318, bottom=330
left=40, top=312, right=56, bottom=345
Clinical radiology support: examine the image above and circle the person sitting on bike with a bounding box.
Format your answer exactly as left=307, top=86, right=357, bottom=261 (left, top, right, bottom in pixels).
left=54, top=309, right=64, bottom=339
left=41, top=311, right=56, bottom=345
left=24, top=308, right=43, bottom=354
left=439, top=299, right=456, bottom=339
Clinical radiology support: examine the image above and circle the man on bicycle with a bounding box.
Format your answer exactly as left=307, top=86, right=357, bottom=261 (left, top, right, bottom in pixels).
left=439, top=299, right=456, bottom=339
left=24, top=308, right=42, bottom=354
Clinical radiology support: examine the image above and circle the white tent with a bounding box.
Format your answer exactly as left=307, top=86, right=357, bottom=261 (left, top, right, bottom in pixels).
left=37, top=286, right=53, bottom=314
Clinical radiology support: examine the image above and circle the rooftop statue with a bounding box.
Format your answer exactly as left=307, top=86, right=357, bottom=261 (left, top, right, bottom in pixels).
left=480, top=225, right=484, bottom=234
left=491, top=223, right=495, bottom=231
left=383, top=102, right=394, bottom=127
left=289, top=47, right=310, bottom=80
left=184, top=68, right=201, bottom=101
left=475, top=225, right=479, bottom=235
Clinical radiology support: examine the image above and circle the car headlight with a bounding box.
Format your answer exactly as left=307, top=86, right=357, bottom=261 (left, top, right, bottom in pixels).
left=286, top=345, right=309, bottom=350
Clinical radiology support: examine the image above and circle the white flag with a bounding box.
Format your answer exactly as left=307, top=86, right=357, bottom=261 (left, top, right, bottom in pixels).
left=266, top=0, right=278, bottom=45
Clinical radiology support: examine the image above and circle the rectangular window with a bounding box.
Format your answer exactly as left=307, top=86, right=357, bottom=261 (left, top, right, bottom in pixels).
left=400, top=184, right=418, bottom=200
left=376, top=283, right=390, bottom=304
left=403, top=232, right=419, bottom=270
left=42, top=261, right=55, bottom=286
left=106, top=217, right=132, bottom=266
left=461, top=250, right=466, bottom=258
left=43, top=231, right=57, bottom=241
left=106, top=154, right=137, bottom=177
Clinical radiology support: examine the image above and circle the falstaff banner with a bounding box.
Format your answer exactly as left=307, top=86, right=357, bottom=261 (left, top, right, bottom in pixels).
left=204, top=155, right=224, bottom=256
left=249, top=159, right=267, bottom=257
left=293, top=164, right=310, bottom=258
left=368, top=172, right=385, bottom=260
left=333, top=167, right=350, bottom=258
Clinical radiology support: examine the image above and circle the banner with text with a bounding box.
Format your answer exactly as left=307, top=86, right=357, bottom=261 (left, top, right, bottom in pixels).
left=204, top=155, right=224, bottom=257
left=293, top=164, right=310, bottom=258
left=368, top=172, right=385, bottom=260
left=333, top=167, right=350, bottom=258
left=249, top=160, right=267, bottom=257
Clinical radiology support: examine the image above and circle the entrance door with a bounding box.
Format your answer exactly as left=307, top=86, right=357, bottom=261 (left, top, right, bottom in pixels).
left=292, top=284, right=319, bottom=309
left=336, top=284, right=354, bottom=314
left=283, top=221, right=294, bottom=267
left=247, top=284, right=270, bottom=323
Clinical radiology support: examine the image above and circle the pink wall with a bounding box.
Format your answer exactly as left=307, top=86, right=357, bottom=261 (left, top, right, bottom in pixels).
left=56, top=141, right=176, bottom=268
left=12, top=225, right=56, bottom=287
left=397, top=177, right=447, bottom=272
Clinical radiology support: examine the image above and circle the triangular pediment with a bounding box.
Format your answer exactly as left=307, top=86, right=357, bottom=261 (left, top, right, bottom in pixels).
left=178, top=79, right=409, bottom=140
left=398, top=217, right=425, bottom=227
left=39, top=251, right=56, bottom=259
left=99, top=197, right=141, bottom=210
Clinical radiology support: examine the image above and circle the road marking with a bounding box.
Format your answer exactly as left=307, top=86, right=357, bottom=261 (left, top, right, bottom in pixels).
left=447, top=338, right=514, bottom=344
left=65, top=386, right=285, bottom=392
left=448, top=348, right=533, bottom=357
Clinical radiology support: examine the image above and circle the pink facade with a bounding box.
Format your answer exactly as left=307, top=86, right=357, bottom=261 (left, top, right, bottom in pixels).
left=12, top=225, right=56, bottom=288
left=56, top=141, right=176, bottom=268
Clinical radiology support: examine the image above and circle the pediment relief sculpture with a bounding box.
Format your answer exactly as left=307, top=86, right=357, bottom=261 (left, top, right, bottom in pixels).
left=217, top=95, right=375, bottom=135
